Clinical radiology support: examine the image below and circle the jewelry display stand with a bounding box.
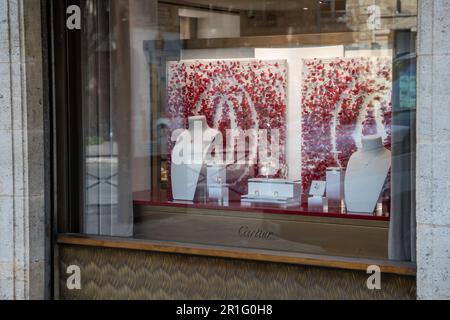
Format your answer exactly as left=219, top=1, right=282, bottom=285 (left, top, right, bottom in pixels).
left=308, top=181, right=326, bottom=210
left=207, top=164, right=228, bottom=204
left=326, top=168, right=344, bottom=207
left=344, top=135, right=391, bottom=214
left=171, top=116, right=221, bottom=201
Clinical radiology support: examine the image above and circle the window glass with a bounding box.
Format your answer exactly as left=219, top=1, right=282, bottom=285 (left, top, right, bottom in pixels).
left=71, top=0, right=417, bottom=262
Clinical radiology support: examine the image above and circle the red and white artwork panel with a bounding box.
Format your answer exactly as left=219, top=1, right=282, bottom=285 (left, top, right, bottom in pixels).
left=301, top=57, right=392, bottom=192
left=167, top=59, right=288, bottom=197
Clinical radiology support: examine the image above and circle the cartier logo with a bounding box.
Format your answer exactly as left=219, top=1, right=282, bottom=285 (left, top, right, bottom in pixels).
left=238, top=226, right=274, bottom=240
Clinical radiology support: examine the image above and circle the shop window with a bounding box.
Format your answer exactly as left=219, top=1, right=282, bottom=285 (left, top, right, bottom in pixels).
left=56, top=0, right=418, bottom=262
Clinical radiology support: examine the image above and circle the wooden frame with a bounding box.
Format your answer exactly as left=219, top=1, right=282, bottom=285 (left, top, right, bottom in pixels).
left=53, top=0, right=84, bottom=234
left=180, top=32, right=378, bottom=49
left=51, top=0, right=415, bottom=280
left=57, top=234, right=416, bottom=276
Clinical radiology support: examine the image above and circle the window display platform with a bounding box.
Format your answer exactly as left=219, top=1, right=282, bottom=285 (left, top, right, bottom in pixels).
left=133, top=191, right=390, bottom=222
left=133, top=191, right=390, bottom=260
left=57, top=234, right=416, bottom=277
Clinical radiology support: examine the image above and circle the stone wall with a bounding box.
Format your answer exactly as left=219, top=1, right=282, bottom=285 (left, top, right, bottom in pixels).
left=417, top=0, right=450, bottom=300
left=0, top=0, right=49, bottom=300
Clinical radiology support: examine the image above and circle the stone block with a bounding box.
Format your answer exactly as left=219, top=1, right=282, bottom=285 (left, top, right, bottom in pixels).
left=418, top=0, right=434, bottom=56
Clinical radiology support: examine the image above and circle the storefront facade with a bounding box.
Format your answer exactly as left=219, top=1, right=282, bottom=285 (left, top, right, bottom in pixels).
left=0, top=0, right=448, bottom=300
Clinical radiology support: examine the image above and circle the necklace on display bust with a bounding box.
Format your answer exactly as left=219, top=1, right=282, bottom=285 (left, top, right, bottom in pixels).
left=362, top=154, right=378, bottom=167
left=344, top=135, right=391, bottom=214
left=360, top=135, right=386, bottom=165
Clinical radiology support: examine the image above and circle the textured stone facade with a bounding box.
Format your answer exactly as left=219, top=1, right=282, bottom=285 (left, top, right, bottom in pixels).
left=416, top=0, right=450, bottom=300
left=58, top=245, right=416, bottom=300
left=0, top=0, right=49, bottom=300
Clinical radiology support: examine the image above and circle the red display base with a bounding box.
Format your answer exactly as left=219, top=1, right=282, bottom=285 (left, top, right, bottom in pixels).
left=133, top=191, right=390, bottom=222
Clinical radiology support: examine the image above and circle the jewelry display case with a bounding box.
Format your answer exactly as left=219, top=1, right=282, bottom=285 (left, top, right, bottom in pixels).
left=55, top=0, right=417, bottom=266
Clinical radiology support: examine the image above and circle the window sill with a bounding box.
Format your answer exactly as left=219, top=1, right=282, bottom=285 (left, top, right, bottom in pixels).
left=57, top=234, right=416, bottom=276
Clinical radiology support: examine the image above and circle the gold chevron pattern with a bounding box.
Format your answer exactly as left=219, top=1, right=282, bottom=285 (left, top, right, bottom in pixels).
left=58, top=245, right=415, bottom=300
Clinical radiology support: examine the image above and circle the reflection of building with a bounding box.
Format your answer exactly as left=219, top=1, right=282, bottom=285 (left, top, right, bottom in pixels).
left=345, top=0, right=417, bottom=44
left=346, top=0, right=417, bottom=30
left=0, top=0, right=449, bottom=301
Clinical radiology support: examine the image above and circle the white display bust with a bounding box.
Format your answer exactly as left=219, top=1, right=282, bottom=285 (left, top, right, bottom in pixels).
left=344, top=135, right=391, bottom=213
left=171, top=116, right=222, bottom=201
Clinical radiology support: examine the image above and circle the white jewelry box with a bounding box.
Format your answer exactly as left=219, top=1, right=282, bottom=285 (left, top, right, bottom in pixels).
left=242, top=178, right=301, bottom=204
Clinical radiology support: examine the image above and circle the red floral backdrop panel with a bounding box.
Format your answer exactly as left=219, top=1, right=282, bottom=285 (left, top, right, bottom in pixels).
left=301, top=57, right=392, bottom=193
left=167, top=59, right=288, bottom=197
